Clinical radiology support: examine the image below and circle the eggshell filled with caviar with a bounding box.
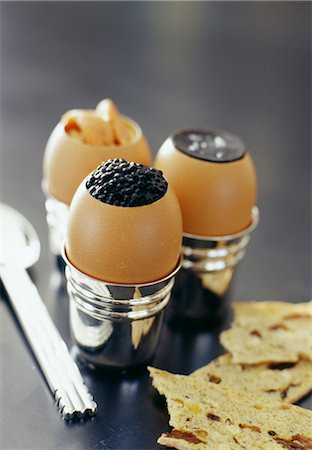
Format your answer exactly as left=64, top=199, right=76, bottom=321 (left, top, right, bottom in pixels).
left=43, top=100, right=152, bottom=205
left=65, top=160, right=183, bottom=284
left=154, top=129, right=257, bottom=237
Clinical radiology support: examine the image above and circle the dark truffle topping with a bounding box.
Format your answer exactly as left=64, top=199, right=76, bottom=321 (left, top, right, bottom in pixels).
left=86, top=159, right=168, bottom=207
left=173, top=129, right=246, bottom=163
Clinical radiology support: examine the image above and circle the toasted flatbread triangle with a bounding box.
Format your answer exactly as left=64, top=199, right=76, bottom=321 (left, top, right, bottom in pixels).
left=149, top=367, right=312, bottom=450
left=192, top=353, right=312, bottom=403
left=220, top=301, right=312, bottom=364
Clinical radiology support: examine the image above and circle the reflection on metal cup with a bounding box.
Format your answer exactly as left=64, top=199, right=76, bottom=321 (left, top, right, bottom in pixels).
left=63, top=249, right=181, bottom=370
left=43, top=188, right=69, bottom=257
left=168, top=207, right=259, bottom=325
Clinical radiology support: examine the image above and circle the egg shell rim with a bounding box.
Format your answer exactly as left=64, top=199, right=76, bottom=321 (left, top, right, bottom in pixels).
left=62, top=245, right=183, bottom=288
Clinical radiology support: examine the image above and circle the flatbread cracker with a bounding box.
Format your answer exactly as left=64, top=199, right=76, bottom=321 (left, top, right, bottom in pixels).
left=149, top=367, right=312, bottom=450
left=220, top=301, right=312, bottom=364
left=192, top=353, right=312, bottom=403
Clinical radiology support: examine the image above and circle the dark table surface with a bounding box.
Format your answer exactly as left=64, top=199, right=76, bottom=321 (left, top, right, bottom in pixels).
left=0, top=2, right=311, bottom=450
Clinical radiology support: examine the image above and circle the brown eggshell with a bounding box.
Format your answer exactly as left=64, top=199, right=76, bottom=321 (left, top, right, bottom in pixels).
left=43, top=116, right=152, bottom=205
left=65, top=182, right=183, bottom=284
left=154, top=138, right=257, bottom=236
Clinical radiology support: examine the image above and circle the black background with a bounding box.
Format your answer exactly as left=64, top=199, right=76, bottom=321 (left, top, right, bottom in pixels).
left=0, top=2, right=311, bottom=449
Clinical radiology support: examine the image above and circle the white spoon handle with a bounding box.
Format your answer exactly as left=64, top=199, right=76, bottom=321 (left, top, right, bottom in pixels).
left=0, top=265, right=97, bottom=420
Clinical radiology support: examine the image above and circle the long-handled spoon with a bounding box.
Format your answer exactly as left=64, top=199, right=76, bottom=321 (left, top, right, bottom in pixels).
left=0, top=203, right=97, bottom=420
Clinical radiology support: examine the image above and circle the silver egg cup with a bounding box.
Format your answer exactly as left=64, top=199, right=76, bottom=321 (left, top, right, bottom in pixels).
left=168, top=207, right=259, bottom=326
left=62, top=248, right=182, bottom=371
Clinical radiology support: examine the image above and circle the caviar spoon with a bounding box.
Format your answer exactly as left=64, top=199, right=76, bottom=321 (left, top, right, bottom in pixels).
left=0, top=203, right=97, bottom=420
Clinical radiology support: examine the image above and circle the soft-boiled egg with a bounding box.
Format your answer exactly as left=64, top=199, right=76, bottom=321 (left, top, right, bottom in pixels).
left=65, top=159, right=183, bottom=284
left=43, top=99, right=152, bottom=205
left=154, top=129, right=257, bottom=237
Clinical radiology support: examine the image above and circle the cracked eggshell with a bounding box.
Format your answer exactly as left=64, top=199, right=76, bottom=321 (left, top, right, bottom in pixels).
left=43, top=116, right=151, bottom=205
left=154, top=138, right=257, bottom=237
left=65, top=182, right=183, bottom=284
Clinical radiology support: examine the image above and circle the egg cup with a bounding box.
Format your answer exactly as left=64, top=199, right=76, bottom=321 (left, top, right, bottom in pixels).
left=155, top=128, right=259, bottom=326
left=168, top=207, right=259, bottom=326
left=63, top=248, right=182, bottom=371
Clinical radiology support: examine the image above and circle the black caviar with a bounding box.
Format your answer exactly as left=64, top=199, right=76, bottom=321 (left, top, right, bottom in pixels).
left=86, top=159, right=168, bottom=207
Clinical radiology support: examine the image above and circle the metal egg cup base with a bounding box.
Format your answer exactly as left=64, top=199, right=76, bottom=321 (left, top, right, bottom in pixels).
left=73, top=346, right=155, bottom=375
left=72, top=329, right=159, bottom=374
left=167, top=268, right=234, bottom=330
left=168, top=207, right=259, bottom=327
left=69, top=297, right=164, bottom=371
left=63, top=249, right=181, bottom=370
